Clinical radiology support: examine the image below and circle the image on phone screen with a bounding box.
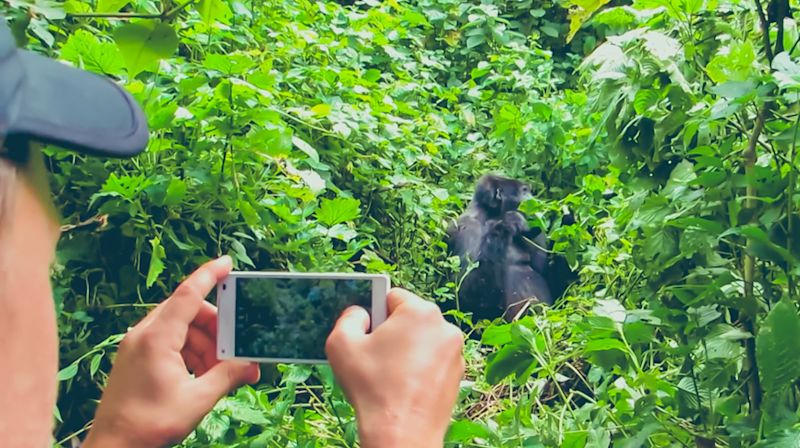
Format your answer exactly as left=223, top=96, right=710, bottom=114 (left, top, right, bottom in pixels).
left=234, top=277, right=372, bottom=360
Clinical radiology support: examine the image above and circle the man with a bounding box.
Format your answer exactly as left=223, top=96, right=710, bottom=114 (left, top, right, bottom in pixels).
left=0, top=18, right=464, bottom=447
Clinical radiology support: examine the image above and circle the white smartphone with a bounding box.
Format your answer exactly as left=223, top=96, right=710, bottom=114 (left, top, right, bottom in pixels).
left=217, top=271, right=390, bottom=363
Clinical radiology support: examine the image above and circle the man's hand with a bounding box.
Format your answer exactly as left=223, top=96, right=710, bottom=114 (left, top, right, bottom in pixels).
left=325, top=288, right=465, bottom=448
left=83, top=256, right=260, bottom=448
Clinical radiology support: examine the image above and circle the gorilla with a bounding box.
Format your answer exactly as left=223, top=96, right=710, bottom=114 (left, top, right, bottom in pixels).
left=447, top=174, right=572, bottom=321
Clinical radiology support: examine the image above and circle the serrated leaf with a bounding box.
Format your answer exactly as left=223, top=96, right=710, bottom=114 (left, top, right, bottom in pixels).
left=197, top=410, right=230, bottom=443
left=757, top=300, right=800, bottom=395
left=60, top=29, right=125, bottom=76
left=633, top=89, right=658, bottom=115
left=114, top=21, right=178, bottom=78
left=315, top=198, right=361, bottom=226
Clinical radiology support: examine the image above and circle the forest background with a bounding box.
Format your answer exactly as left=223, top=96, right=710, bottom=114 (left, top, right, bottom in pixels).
left=3, top=0, right=800, bottom=445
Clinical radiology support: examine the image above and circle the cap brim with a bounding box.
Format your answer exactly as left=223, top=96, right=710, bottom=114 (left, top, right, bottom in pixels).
left=8, top=51, right=148, bottom=158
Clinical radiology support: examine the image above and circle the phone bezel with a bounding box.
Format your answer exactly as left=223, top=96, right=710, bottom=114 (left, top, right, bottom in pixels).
left=217, top=271, right=389, bottom=364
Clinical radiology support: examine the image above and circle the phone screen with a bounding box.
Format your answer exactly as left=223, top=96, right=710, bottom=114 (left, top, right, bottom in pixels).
left=234, top=277, right=372, bottom=360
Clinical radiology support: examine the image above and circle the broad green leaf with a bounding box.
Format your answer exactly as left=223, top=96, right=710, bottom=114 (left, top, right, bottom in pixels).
left=446, top=420, right=496, bottom=443
left=60, top=29, right=125, bottom=76
left=253, top=127, right=293, bottom=157
left=197, top=410, right=230, bottom=443
left=584, top=338, right=628, bottom=353
left=567, top=0, right=611, bottom=42
left=163, top=177, right=186, bottom=207
left=757, top=300, right=800, bottom=396
left=633, top=89, right=658, bottom=115
left=204, top=53, right=255, bottom=75
left=315, top=198, right=361, bottom=226
left=752, top=429, right=800, bottom=448
left=114, top=21, right=178, bottom=78
left=485, top=345, right=536, bottom=384
left=146, top=237, right=166, bottom=287
left=280, top=364, right=313, bottom=384
left=481, top=323, right=513, bottom=347
left=311, top=104, right=332, bottom=117
left=239, top=199, right=260, bottom=227
left=707, top=41, right=757, bottom=84
left=196, top=0, right=232, bottom=24
left=220, top=399, right=269, bottom=425
left=96, top=0, right=128, bottom=13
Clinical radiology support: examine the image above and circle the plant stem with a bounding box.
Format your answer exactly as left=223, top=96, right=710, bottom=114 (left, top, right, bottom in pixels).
left=789, top=112, right=798, bottom=298
left=743, top=105, right=767, bottom=415
left=67, top=0, right=196, bottom=20
left=754, top=0, right=774, bottom=61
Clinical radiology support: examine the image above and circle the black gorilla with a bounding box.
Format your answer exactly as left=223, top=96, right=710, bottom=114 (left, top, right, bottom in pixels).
left=447, top=174, right=557, bottom=321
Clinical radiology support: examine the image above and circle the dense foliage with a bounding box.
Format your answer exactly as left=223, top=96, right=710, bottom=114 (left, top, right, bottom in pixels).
left=3, top=0, right=800, bottom=445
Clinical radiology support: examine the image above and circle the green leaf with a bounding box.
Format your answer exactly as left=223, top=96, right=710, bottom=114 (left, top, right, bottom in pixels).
left=311, top=104, right=332, bottom=117
left=146, top=237, right=166, bottom=287
left=197, top=410, right=230, bottom=443
left=96, top=0, right=129, bottom=13
left=757, top=300, right=800, bottom=396
left=204, top=53, right=255, bottom=75
left=706, top=40, right=756, bottom=84
left=163, top=177, right=186, bottom=207
left=253, top=127, right=293, bottom=158
left=196, top=0, right=232, bottom=25
left=89, top=353, right=103, bottom=377
left=584, top=338, right=629, bottom=353
left=446, top=420, right=495, bottom=443
left=239, top=199, right=260, bottom=227
left=481, top=323, right=513, bottom=347
left=485, top=345, right=536, bottom=384
left=281, top=364, right=313, bottom=384
left=315, top=198, right=361, bottom=226
left=230, top=239, right=255, bottom=268
left=292, top=136, right=320, bottom=162
left=753, top=429, right=800, bottom=448
left=57, top=363, right=79, bottom=381
left=633, top=89, right=658, bottom=115
left=60, top=29, right=125, bottom=76
left=114, top=21, right=178, bottom=78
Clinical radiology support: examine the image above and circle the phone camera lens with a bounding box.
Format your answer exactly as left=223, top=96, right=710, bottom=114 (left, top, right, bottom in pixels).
left=222, top=284, right=227, bottom=290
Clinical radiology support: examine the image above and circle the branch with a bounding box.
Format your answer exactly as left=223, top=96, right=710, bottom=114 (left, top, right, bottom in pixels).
left=754, top=0, right=774, bottom=61
left=68, top=11, right=162, bottom=19
left=67, top=0, right=197, bottom=20
left=742, top=105, right=768, bottom=416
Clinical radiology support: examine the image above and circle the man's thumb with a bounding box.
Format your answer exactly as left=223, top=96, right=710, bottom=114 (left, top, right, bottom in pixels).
left=195, top=361, right=260, bottom=408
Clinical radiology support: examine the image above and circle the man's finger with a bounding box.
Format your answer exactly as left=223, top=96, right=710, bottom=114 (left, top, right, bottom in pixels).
left=387, top=288, right=429, bottom=314
left=159, top=256, right=232, bottom=330
left=194, top=361, right=260, bottom=410
left=331, top=306, right=370, bottom=339
left=184, top=326, right=217, bottom=370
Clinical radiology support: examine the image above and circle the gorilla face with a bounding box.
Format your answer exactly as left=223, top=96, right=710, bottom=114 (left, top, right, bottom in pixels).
left=496, top=179, right=531, bottom=214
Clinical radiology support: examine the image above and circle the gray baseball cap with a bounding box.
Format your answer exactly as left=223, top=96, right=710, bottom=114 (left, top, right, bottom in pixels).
left=0, top=17, right=148, bottom=157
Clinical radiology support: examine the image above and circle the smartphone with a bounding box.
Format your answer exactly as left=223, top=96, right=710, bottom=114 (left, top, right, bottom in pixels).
left=217, top=271, right=390, bottom=363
